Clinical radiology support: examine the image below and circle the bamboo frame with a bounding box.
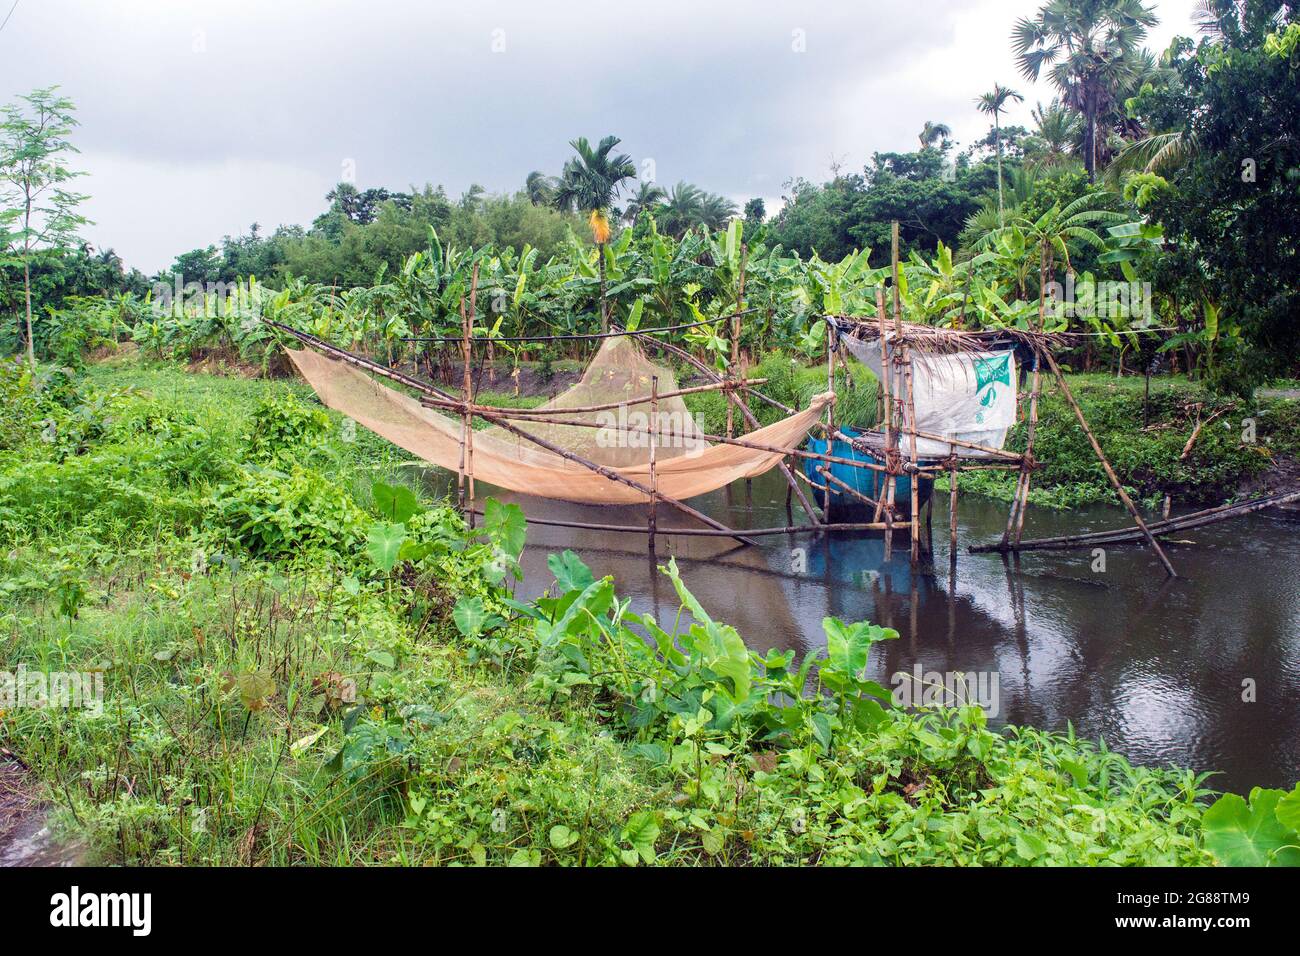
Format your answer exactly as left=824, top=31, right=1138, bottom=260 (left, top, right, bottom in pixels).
left=648, top=374, right=658, bottom=552
left=624, top=323, right=824, bottom=528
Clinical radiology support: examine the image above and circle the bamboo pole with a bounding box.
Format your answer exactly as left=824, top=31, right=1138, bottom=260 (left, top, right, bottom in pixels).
left=728, top=243, right=748, bottom=441
left=972, top=488, right=1300, bottom=552
left=823, top=318, right=837, bottom=521
left=469, top=510, right=891, bottom=537
left=816, top=465, right=881, bottom=511
left=428, top=377, right=770, bottom=417
left=1012, top=349, right=1043, bottom=547
left=1040, top=348, right=1178, bottom=577
left=464, top=264, right=479, bottom=527
left=904, top=343, right=921, bottom=562
left=462, top=299, right=473, bottom=522
left=648, top=375, right=658, bottom=553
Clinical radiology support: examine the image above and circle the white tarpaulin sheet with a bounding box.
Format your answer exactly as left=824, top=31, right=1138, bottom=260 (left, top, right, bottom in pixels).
left=839, top=336, right=1018, bottom=457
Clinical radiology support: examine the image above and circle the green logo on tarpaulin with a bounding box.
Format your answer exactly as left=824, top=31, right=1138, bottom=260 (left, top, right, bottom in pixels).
left=972, top=354, right=1012, bottom=422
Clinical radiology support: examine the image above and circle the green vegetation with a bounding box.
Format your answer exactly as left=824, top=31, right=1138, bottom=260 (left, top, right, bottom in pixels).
left=1, top=357, right=1296, bottom=866
left=4, top=0, right=1300, bottom=870
left=942, top=372, right=1300, bottom=509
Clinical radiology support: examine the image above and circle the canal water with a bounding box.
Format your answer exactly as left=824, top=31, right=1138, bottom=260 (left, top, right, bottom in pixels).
left=436, top=470, right=1300, bottom=794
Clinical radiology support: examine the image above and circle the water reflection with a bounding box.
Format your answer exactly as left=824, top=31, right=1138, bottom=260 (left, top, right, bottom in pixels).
left=419, top=466, right=1300, bottom=793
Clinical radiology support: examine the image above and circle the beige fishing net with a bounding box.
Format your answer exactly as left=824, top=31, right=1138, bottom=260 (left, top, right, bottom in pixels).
left=285, top=336, right=830, bottom=505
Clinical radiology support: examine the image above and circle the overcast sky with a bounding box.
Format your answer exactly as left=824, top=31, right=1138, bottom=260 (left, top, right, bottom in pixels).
left=0, top=0, right=1200, bottom=274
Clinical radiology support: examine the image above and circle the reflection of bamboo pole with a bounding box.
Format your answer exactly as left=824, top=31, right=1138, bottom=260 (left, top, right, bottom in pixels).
left=949, top=449, right=959, bottom=560
left=1040, top=348, right=1178, bottom=577
left=648, top=375, right=658, bottom=553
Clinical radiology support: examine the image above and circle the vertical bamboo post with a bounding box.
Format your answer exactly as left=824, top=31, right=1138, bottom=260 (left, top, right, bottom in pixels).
left=1041, top=348, right=1178, bottom=578
left=823, top=318, right=837, bottom=522
left=462, top=264, right=480, bottom=527
left=456, top=297, right=468, bottom=520
left=874, top=287, right=891, bottom=526
left=727, top=243, right=748, bottom=440
left=1012, top=350, right=1043, bottom=546
left=904, top=344, right=921, bottom=563
left=648, top=374, right=658, bottom=553
left=891, top=221, right=902, bottom=337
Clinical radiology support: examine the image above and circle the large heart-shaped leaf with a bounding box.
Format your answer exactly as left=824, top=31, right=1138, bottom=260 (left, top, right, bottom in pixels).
left=1275, top=784, right=1300, bottom=832
left=366, top=521, right=407, bottom=573
left=453, top=596, right=488, bottom=638
left=1202, top=788, right=1300, bottom=866
left=548, top=550, right=594, bottom=594
left=483, top=498, right=526, bottom=559
left=372, top=481, right=420, bottom=524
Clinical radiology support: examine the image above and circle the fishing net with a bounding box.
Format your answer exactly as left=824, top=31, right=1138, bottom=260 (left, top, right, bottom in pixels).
left=285, top=336, right=830, bottom=505
left=480, top=336, right=707, bottom=469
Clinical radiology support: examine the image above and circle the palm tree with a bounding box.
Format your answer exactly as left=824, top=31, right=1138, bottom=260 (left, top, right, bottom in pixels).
left=622, top=181, right=667, bottom=223
left=1026, top=99, right=1082, bottom=170
left=551, top=135, right=637, bottom=328
left=976, top=83, right=1025, bottom=223
left=659, top=181, right=704, bottom=238
left=1012, top=0, right=1159, bottom=182
left=524, top=170, right=558, bottom=206
left=918, top=120, right=953, bottom=150
left=699, top=192, right=739, bottom=231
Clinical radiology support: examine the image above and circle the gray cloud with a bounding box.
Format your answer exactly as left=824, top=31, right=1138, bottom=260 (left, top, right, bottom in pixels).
left=0, top=0, right=1197, bottom=273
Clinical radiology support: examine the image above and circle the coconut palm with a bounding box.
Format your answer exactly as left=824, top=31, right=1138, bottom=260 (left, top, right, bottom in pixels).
left=976, top=83, right=1025, bottom=224
left=551, top=135, right=637, bottom=328
left=659, top=181, right=704, bottom=238
left=699, top=192, right=739, bottom=231
left=918, top=120, right=953, bottom=150
left=622, top=180, right=667, bottom=223
left=1026, top=99, right=1082, bottom=170
left=1012, top=0, right=1159, bottom=182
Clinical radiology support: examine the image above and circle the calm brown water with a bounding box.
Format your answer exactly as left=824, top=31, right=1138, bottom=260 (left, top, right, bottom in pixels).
left=430, top=469, right=1300, bottom=794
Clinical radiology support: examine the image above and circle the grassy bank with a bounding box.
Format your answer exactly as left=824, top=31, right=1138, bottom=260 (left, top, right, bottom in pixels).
left=2, top=355, right=1298, bottom=866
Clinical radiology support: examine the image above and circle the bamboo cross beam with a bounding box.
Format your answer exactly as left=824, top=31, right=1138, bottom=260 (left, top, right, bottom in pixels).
left=468, top=510, right=890, bottom=537
left=1040, top=349, right=1178, bottom=577
left=816, top=465, right=882, bottom=510
left=264, top=319, right=457, bottom=401
left=627, top=326, right=796, bottom=416
left=438, top=407, right=885, bottom=472
left=420, top=378, right=770, bottom=417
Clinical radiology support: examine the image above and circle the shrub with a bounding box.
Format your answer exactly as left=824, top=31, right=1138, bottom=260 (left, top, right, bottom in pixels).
left=214, top=465, right=367, bottom=557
